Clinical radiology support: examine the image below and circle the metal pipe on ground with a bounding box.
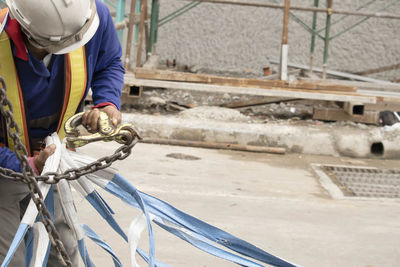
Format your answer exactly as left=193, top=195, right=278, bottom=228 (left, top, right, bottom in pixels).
left=141, top=138, right=286, bottom=154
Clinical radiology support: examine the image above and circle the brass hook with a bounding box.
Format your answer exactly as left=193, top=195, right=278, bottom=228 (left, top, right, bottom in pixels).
left=64, top=111, right=141, bottom=148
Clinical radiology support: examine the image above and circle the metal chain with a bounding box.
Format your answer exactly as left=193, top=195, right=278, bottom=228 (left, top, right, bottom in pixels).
left=0, top=76, right=137, bottom=266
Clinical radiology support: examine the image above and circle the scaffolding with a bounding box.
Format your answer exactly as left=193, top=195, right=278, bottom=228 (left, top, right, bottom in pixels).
left=1, top=0, right=399, bottom=81
left=125, top=0, right=400, bottom=81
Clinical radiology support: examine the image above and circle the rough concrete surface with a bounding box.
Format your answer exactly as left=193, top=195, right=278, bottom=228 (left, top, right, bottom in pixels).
left=122, top=111, right=400, bottom=159
left=75, top=142, right=400, bottom=267
left=128, top=0, right=400, bottom=81
left=179, top=106, right=250, bottom=122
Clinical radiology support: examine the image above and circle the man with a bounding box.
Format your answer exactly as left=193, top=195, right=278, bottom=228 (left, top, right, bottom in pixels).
left=0, top=0, right=125, bottom=265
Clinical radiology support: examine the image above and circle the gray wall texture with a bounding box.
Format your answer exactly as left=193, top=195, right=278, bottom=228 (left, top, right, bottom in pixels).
left=145, top=0, right=400, bottom=81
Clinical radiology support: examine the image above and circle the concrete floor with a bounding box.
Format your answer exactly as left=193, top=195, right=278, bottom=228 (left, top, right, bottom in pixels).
left=74, top=142, right=400, bottom=267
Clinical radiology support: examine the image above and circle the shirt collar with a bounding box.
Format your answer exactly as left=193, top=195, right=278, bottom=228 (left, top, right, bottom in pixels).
left=5, top=16, right=28, bottom=61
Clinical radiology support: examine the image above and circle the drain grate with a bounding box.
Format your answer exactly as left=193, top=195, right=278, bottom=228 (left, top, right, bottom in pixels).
left=320, top=165, right=400, bottom=198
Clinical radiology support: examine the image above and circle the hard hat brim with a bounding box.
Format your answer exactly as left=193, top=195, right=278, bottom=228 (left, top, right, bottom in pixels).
left=53, top=12, right=100, bottom=55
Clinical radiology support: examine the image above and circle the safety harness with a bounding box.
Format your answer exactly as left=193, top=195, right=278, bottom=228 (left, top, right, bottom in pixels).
left=0, top=8, right=87, bottom=155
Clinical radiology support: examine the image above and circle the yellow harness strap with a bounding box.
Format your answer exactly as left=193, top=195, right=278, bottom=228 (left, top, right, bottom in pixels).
left=0, top=9, right=31, bottom=153
left=57, top=47, right=87, bottom=140
left=0, top=7, right=87, bottom=152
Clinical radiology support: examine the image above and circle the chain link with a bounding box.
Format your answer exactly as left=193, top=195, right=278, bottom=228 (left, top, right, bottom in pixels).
left=0, top=76, right=136, bottom=266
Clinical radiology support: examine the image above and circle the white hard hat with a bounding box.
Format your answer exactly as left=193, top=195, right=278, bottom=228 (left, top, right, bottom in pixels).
left=6, top=0, right=99, bottom=54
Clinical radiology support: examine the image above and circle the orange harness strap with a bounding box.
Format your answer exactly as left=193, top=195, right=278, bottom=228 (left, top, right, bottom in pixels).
left=0, top=8, right=87, bottom=153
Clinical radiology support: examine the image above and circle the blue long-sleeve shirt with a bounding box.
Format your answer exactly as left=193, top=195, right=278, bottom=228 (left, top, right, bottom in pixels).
left=0, top=0, right=125, bottom=172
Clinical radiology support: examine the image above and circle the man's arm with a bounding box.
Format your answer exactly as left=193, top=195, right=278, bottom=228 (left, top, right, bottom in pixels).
left=0, top=147, right=22, bottom=172
left=0, top=145, right=55, bottom=174
left=82, top=0, right=125, bottom=131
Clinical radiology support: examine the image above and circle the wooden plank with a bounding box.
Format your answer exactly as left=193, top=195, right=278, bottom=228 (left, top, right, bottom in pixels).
left=124, top=75, right=377, bottom=103
left=313, top=107, right=379, bottom=124
left=301, top=78, right=400, bottom=92
left=374, top=95, right=400, bottom=103
left=133, top=68, right=357, bottom=92
left=364, top=101, right=400, bottom=112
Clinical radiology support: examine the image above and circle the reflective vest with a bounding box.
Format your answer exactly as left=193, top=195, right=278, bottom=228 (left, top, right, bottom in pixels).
left=0, top=8, right=87, bottom=155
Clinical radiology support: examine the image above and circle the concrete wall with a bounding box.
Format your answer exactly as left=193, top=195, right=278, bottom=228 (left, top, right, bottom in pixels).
left=146, top=0, right=400, bottom=81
